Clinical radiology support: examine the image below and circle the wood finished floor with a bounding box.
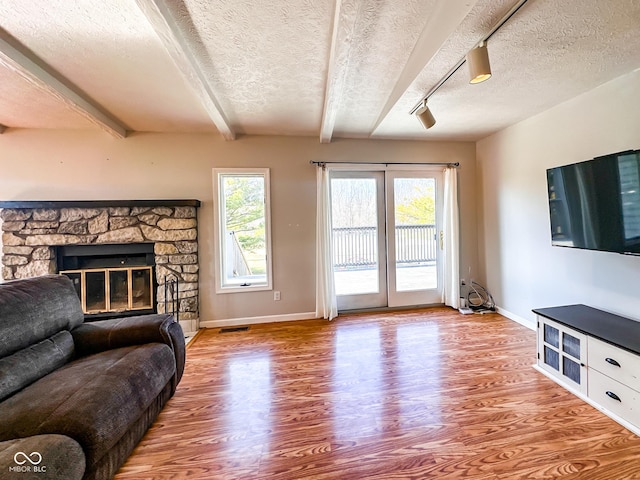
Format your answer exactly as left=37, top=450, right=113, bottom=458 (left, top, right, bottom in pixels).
left=115, top=308, right=640, bottom=479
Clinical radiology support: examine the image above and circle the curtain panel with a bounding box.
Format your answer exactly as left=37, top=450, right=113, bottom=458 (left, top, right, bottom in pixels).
left=443, top=166, right=460, bottom=308
left=315, top=166, right=338, bottom=320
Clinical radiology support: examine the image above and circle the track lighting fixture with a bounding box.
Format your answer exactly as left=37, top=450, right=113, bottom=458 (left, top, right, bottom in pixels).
left=467, top=42, right=492, bottom=84
left=416, top=100, right=436, bottom=129
left=410, top=0, right=530, bottom=130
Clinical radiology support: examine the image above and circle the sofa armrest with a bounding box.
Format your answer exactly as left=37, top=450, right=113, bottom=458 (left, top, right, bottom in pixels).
left=0, top=434, right=85, bottom=480
left=71, top=314, right=185, bottom=391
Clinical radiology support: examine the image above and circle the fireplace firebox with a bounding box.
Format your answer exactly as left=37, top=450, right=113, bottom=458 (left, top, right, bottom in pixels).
left=57, top=243, right=156, bottom=320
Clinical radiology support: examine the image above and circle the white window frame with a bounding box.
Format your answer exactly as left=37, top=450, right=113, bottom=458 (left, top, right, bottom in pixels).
left=213, top=168, right=273, bottom=294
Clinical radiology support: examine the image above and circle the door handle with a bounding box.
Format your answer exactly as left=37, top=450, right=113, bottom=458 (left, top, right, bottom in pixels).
left=606, top=391, right=622, bottom=402
left=605, top=357, right=621, bottom=367
left=440, top=231, right=444, bottom=250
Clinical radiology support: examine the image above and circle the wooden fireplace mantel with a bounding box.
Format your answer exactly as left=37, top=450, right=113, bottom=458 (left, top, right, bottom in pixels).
left=0, top=199, right=201, bottom=209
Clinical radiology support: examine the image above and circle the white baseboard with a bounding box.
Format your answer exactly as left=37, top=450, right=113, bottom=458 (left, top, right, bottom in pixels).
left=497, top=306, right=536, bottom=330
left=201, top=307, right=537, bottom=330
left=200, top=311, right=318, bottom=329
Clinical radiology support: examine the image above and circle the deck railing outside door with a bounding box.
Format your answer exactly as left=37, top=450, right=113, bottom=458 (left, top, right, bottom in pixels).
left=332, top=224, right=437, bottom=269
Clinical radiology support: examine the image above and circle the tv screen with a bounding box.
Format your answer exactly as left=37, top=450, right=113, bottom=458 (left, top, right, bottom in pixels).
left=546, top=149, right=640, bottom=255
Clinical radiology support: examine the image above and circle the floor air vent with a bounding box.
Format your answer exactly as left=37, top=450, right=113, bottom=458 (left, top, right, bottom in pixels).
left=219, top=326, right=249, bottom=333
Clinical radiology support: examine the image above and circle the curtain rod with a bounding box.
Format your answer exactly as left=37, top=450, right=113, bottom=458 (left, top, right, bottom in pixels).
left=309, top=160, right=459, bottom=168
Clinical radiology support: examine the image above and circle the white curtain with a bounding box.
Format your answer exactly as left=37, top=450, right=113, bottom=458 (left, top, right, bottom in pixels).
left=315, top=166, right=338, bottom=320
left=443, top=166, right=460, bottom=308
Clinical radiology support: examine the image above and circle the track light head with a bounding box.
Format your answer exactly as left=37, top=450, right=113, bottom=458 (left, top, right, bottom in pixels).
left=416, top=102, right=436, bottom=129
left=467, top=43, right=492, bottom=84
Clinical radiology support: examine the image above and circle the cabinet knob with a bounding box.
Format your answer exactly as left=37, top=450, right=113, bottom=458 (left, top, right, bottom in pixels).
left=606, top=391, right=622, bottom=402
left=605, top=357, right=621, bottom=367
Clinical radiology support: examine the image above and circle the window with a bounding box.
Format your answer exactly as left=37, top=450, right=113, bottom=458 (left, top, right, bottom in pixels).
left=213, top=168, right=272, bottom=292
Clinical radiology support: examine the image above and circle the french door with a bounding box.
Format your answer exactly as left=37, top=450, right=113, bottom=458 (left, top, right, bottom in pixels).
left=330, top=169, right=443, bottom=311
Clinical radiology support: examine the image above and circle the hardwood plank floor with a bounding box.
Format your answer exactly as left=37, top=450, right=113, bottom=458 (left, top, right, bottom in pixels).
left=114, top=308, right=640, bottom=479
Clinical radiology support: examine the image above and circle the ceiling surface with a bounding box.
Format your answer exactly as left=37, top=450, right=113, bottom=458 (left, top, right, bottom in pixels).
left=0, top=0, right=638, bottom=142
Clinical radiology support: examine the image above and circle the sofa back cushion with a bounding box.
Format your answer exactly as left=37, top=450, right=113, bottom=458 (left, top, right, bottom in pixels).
left=0, top=275, right=84, bottom=358
left=0, top=330, right=75, bottom=401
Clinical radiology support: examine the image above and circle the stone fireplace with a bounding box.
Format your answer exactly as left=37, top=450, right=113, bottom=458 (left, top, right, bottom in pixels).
left=0, top=200, right=200, bottom=334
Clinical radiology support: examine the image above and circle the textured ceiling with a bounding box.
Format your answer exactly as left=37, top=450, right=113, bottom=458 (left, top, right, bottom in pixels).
left=0, top=0, right=638, bottom=142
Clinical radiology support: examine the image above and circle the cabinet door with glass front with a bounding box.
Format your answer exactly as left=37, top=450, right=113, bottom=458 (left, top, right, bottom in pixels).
left=537, top=318, right=588, bottom=394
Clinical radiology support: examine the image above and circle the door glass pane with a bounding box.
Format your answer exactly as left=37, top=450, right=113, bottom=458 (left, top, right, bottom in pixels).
left=563, top=356, right=581, bottom=384
left=85, top=271, right=106, bottom=312
left=62, top=272, right=82, bottom=300
left=562, top=333, right=581, bottom=359
left=132, top=268, right=152, bottom=309
left=331, top=178, right=379, bottom=295
left=544, top=346, right=560, bottom=371
left=544, top=324, right=559, bottom=348
left=393, top=178, right=437, bottom=291
left=109, top=270, right=129, bottom=311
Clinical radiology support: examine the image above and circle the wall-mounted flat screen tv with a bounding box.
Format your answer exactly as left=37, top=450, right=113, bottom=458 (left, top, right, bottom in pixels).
left=546, top=149, right=640, bottom=255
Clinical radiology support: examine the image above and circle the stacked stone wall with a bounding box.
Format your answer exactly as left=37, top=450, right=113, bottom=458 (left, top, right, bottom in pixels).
left=0, top=206, right=199, bottom=327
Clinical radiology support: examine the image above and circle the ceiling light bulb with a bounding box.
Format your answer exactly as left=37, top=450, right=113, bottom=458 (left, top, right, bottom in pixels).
left=416, top=103, right=436, bottom=129
left=467, top=43, right=492, bottom=84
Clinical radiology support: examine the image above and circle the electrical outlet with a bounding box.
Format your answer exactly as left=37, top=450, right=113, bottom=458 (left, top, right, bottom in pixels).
left=274, top=291, right=281, bottom=301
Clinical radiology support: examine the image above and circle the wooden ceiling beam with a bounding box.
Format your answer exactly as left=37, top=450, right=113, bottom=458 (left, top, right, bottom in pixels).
left=319, top=0, right=355, bottom=144
left=134, top=0, right=235, bottom=141
left=0, top=37, right=128, bottom=139
left=370, top=0, right=477, bottom=134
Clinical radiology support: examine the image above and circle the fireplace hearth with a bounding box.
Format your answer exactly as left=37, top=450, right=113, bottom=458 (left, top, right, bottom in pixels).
left=0, top=200, right=200, bottom=333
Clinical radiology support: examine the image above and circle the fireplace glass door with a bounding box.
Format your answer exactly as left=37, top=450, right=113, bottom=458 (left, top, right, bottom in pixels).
left=61, top=266, right=153, bottom=314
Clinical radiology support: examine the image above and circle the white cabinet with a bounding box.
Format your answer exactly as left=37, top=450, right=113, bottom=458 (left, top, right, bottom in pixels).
left=588, top=336, right=640, bottom=392
left=534, top=305, right=640, bottom=436
left=537, top=318, right=588, bottom=395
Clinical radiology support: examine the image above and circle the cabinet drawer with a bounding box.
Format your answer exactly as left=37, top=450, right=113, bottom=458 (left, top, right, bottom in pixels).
left=589, top=369, right=640, bottom=428
left=588, top=337, right=640, bottom=391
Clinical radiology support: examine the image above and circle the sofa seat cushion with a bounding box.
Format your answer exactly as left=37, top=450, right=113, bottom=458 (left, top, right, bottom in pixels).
left=0, top=343, right=175, bottom=468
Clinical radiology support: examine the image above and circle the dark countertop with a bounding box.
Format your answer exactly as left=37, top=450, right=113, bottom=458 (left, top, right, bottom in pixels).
left=533, top=304, right=640, bottom=356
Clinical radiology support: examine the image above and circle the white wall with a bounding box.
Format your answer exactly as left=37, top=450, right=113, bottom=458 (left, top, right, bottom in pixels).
left=0, top=131, right=477, bottom=324
left=477, top=69, right=640, bottom=324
